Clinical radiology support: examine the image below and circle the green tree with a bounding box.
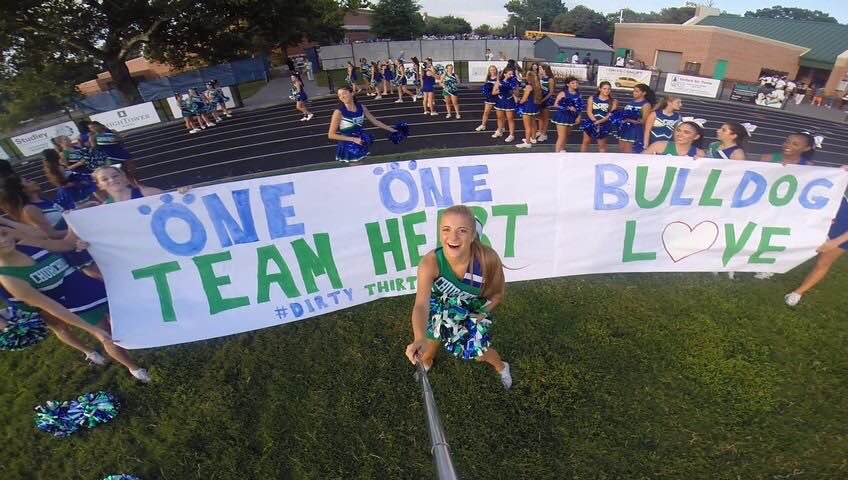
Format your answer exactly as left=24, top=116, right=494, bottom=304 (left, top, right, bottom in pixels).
left=504, top=0, right=566, bottom=34
left=552, top=5, right=610, bottom=42
left=474, top=24, right=493, bottom=36
left=371, top=0, right=425, bottom=39
left=424, top=15, right=472, bottom=36
left=744, top=6, right=838, bottom=22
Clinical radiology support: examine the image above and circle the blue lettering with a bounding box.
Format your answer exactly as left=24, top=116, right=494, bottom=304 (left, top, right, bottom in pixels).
left=459, top=165, right=493, bottom=203
left=150, top=194, right=207, bottom=256
left=669, top=168, right=693, bottom=206
left=290, top=302, right=304, bottom=318
left=202, top=190, right=259, bottom=248
left=799, top=178, right=833, bottom=209
left=419, top=167, right=454, bottom=207
left=378, top=166, right=419, bottom=214
left=594, top=164, right=629, bottom=210
left=731, top=171, right=767, bottom=208
left=260, top=183, right=305, bottom=238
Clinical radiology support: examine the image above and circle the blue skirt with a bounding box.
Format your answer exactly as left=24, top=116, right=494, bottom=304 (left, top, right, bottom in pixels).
left=495, top=97, right=516, bottom=111
left=617, top=122, right=644, bottom=143
left=519, top=101, right=540, bottom=116
left=335, top=128, right=371, bottom=163
left=552, top=109, right=579, bottom=126
left=296, top=91, right=308, bottom=102
left=830, top=199, right=848, bottom=250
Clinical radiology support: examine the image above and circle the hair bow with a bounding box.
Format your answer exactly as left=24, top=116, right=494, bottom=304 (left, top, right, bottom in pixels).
left=741, top=122, right=757, bottom=135
left=813, top=135, right=824, bottom=149
left=681, top=117, right=707, bottom=127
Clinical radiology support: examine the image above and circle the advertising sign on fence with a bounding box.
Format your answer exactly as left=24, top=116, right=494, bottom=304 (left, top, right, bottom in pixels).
left=729, top=83, right=759, bottom=103
left=66, top=153, right=848, bottom=349
left=467, top=61, right=509, bottom=82
left=597, top=66, right=653, bottom=90
left=166, top=87, right=237, bottom=119
left=89, top=102, right=162, bottom=132
left=0, top=145, right=10, bottom=160
left=663, top=73, right=721, bottom=98
left=11, top=121, right=80, bottom=157
left=547, top=63, right=589, bottom=82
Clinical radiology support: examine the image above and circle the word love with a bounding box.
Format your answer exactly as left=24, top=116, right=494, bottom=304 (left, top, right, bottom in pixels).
left=594, top=164, right=836, bottom=210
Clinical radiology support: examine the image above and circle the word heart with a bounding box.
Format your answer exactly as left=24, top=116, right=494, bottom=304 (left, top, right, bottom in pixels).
left=662, top=221, right=719, bottom=262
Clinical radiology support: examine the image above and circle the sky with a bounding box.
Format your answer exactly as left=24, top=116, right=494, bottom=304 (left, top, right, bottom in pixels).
left=416, top=0, right=848, bottom=27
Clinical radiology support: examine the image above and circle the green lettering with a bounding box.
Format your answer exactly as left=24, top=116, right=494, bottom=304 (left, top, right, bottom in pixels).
left=698, top=169, right=723, bottom=207
left=722, top=222, right=757, bottom=266
left=749, top=227, right=791, bottom=264
left=132, top=261, right=181, bottom=322
left=622, top=220, right=656, bottom=262
left=635, top=166, right=676, bottom=208
left=291, top=233, right=343, bottom=293
left=193, top=251, right=250, bottom=315
left=402, top=211, right=428, bottom=267
left=366, top=218, right=405, bottom=275
left=256, top=244, right=301, bottom=303
left=492, top=204, right=529, bottom=258
left=768, top=175, right=798, bottom=207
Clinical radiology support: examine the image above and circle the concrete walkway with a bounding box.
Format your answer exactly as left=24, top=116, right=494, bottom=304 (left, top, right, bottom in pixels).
left=241, top=67, right=331, bottom=109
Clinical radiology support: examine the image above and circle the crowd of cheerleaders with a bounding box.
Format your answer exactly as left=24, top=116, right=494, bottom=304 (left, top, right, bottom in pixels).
left=173, top=79, right=233, bottom=134
left=0, top=61, right=845, bottom=399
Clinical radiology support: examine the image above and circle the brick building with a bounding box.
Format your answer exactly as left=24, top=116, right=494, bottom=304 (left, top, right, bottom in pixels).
left=613, top=7, right=848, bottom=95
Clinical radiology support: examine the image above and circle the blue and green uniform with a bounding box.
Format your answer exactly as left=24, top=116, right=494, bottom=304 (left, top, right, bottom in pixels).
left=442, top=73, right=459, bottom=97
left=426, top=248, right=492, bottom=360
left=649, top=110, right=680, bottom=144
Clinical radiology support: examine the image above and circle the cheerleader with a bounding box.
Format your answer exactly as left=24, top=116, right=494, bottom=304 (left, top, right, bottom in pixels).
left=393, top=59, right=415, bottom=103
left=370, top=61, right=383, bottom=100
left=290, top=74, right=313, bottom=122
left=187, top=88, right=217, bottom=127
left=42, top=149, right=99, bottom=210
left=327, top=86, right=397, bottom=163
left=551, top=77, right=583, bottom=153
left=360, top=58, right=375, bottom=96
left=345, top=62, right=360, bottom=95
left=516, top=70, right=542, bottom=148
left=0, top=174, right=67, bottom=239
left=641, top=120, right=705, bottom=157
left=475, top=65, right=500, bottom=132
left=706, top=122, right=751, bottom=160
left=0, top=229, right=151, bottom=382
left=580, top=81, right=617, bottom=152
left=410, top=57, right=422, bottom=100
left=643, top=96, right=682, bottom=147
left=491, top=68, right=518, bottom=142
left=56, top=135, right=108, bottom=173
left=438, top=64, right=461, bottom=119
left=404, top=205, right=512, bottom=389
left=205, top=80, right=232, bottom=118
left=381, top=61, right=394, bottom=97
left=174, top=93, right=201, bottom=134
left=616, top=83, right=656, bottom=153
left=88, top=122, right=138, bottom=182
left=420, top=62, right=437, bottom=116
left=759, top=131, right=820, bottom=165
left=536, top=64, right=556, bottom=142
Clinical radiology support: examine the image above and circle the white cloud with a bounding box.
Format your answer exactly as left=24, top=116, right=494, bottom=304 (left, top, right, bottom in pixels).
left=418, top=0, right=509, bottom=27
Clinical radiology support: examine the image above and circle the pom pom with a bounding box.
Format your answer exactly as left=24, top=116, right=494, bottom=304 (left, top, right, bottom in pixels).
left=514, top=102, right=525, bottom=119
left=34, top=401, right=79, bottom=438
left=428, top=295, right=492, bottom=361
left=102, top=476, right=141, bottom=480
left=580, top=118, right=611, bottom=139
left=67, top=391, right=119, bottom=429
left=434, top=65, right=445, bottom=76
left=0, top=313, right=48, bottom=351
left=388, top=122, right=409, bottom=144
left=481, top=83, right=494, bottom=97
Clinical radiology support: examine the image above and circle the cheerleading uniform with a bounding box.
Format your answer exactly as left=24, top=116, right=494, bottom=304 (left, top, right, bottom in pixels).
left=421, top=71, right=436, bottom=93
left=495, top=78, right=517, bottom=112
left=207, top=87, right=229, bottom=107
left=383, top=65, right=395, bottom=83
left=552, top=91, right=582, bottom=126
left=707, top=142, right=743, bottom=160
left=582, top=96, right=612, bottom=139
left=0, top=245, right=109, bottom=325
left=616, top=99, right=649, bottom=143
left=371, top=68, right=383, bottom=86
left=829, top=195, right=848, bottom=250
left=483, top=75, right=498, bottom=105
left=93, top=131, right=131, bottom=162
left=661, top=142, right=698, bottom=157
left=649, top=110, right=680, bottom=144
left=768, top=153, right=812, bottom=166
left=539, top=75, right=555, bottom=108
left=335, top=102, right=368, bottom=162
left=30, top=199, right=68, bottom=231
left=442, top=73, right=459, bottom=98
left=104, top=186, right=144, bottom=204
left=54, top=171, right=98, bottom=210
left=425, top=247, right=492, bottom=360
left=518, top=85, right=540, bottom=116
left=291, top=84, right=308, bottom=102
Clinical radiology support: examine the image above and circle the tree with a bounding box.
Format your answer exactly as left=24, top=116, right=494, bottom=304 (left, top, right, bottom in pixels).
left=504, top=0, right=566, bottom=33
left=744, top=6, right=838, bottom=23
left=605, top=7, right=695, bottom=41
left=552, top=6, right=610, bottom=42
left=371, top=0, right=425, bottom=39
left=424, top=15, right=472, bottom=36
left=475, top=24, right=493, bottom=36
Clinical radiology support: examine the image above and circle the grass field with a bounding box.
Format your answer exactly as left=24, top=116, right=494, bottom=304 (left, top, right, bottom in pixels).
left=236, top=80, right=267, bottom=101
left=2, top=151, right=847, bottom=479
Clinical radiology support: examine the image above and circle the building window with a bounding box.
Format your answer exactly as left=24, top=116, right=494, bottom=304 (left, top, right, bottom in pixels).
left=684, top=62, right=701, bottom=75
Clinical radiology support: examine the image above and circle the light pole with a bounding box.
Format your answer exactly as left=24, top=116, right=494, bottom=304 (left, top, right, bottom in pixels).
left=537, top=16, right=542, bottom=32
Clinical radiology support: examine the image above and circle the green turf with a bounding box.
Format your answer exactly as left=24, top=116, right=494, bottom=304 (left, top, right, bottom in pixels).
left=3, top=149, right=847, bottom=478
left=316, top=69, right=350, bottom=89
left=236, top=80, right=267, bottom=101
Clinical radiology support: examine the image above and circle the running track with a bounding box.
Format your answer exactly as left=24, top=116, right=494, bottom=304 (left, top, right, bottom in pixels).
left=14, top=86, right=848, bottom=191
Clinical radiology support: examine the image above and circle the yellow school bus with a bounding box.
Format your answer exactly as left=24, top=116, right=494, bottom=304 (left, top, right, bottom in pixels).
left=523, top=30, right=575, bottom=41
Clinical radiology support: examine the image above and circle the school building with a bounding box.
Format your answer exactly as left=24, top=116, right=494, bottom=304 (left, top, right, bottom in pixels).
left=613, top=7, right=848, bottom=94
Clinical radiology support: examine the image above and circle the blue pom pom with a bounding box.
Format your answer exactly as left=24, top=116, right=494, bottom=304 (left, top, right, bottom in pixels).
left=427, top=296, right=492, bottom=361
left=580, top=118, right=611, bottom=139
left=481, top=83, right=493, bottom=97
left=388, top=122, right=410, bottom=144
left=0, top=313, right=48, bottom=351
left=514, top=102, right=525, bottom=119
left=34, top=401, right=79, bottom=438
left=67, top=391, right=119, bottom=429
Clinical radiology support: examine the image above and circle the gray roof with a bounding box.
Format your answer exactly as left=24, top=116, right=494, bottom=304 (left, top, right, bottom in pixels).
left=538, top=36, right=613, bottom=51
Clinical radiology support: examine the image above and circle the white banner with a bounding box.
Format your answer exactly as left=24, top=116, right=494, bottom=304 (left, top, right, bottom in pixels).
left=89, top=102, right=161, bottom=132
left=547, top=63, right=588, bottom=82
left=467, top=61, right=509, bottom=82
left=166, top=87, right=237, bottom=119
left=65, top=154, right=848, bottom=349
left=663, top=73, right=721, bottom=98
left=11, top=121, right=80, bottom=157
left=597, top=66, right=653, bottom=90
